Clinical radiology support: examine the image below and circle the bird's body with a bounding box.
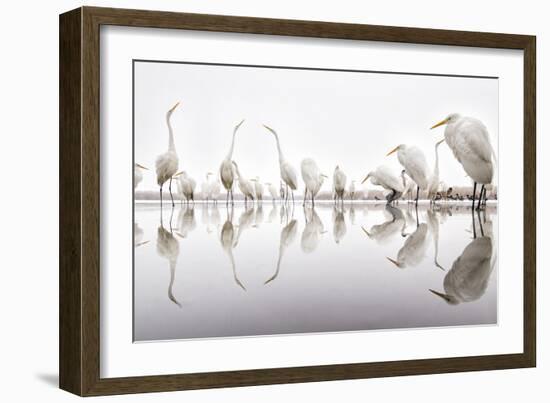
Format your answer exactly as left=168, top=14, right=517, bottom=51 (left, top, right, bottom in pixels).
left=134, top=163, right=148, bottom=189
left=431, top=114, right=496, bottom=209
left=220, top=120, right=245, bottom=206
left=201, top=173, right=213, bottom=203
left=263, top=125, right=298, bottom=203
left=387, top=223, right=429, bottom=268
left=362, top=165, right=404, bottom=204
left=155, top=102, right=180, bottom=206
left=232, top=162, right=255, bottom=205
left=349, top=181, right=356, bottom=200
left=176, top=171, right=196, bottom=204
left=266, top=182, right=279, bottom=202
left=332, top=206, right=347, bottom=244
left=301, top=207, right=325, bottom=253
left=301, top=158, right=326, bottom=206
left=387, top=144, right=430, bottom=204
left=210, top=179, right=221, bottom=204
left=333, top=166, right=347, bottom=205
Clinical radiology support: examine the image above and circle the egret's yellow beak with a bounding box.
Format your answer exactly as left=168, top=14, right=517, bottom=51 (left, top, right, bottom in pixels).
left=361, top=174, right=370, bottom=184
left=430, top=117, right=449, bottom=129
left=386, top=146, right=400, bottom=157
left=386, top=257, right=401, bottom=267
left=169, top=102, right=180, bottom=112
left=136, top=163, right=149, bottom=170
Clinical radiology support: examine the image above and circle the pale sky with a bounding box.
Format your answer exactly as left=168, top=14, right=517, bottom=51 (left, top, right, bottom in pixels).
left=134, top=60, right=498, bottom=193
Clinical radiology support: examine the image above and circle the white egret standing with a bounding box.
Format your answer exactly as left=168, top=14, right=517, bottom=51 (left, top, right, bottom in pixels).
left=253, top=177, right=264, bottom=202
left=134, top=163, right=149, bottom=189
left=301, top=158, right=327, bottom=207
left=220, top=120, right=245, bottom=206
left=427, top=139, right=446, bottom=203
left=155, top=102, right=180, bottom=206
left=175, top=171, right=196, bottom=204
left=265, top=182, right=279, bottom=203
left=232, top=161, right=256, bottom=206
left=386, top=144, right=430, bottom=205
left=362, top=165, right=404, bottom=204
left=210, top=178, right=221, bottom=204
left=201, top=172, right=213, bottom=203
left=263, top=125, right=298, bottom=203
left=431, top=113, right=496, bottom=210
left=349, top=180, right=356, bottom=200
left=333, top=165, right=347, bottom=205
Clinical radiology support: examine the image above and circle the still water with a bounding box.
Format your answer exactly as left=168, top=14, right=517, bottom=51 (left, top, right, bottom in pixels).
left=134, top=202, right=497, bottom=342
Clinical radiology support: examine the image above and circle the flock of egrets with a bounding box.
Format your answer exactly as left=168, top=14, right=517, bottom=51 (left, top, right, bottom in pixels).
left=134, top=102, right=496, bottom=211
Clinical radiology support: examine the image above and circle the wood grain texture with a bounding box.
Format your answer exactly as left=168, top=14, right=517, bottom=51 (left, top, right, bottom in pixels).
left=59, top=6, right=537, bottom=396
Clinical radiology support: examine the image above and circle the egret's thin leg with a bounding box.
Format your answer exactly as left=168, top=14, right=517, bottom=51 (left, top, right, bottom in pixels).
left=415, top=203, right=419, bottom=227
left=472, top=182, right=477, bottom=210
left=312, top=192, right=315, bottom=208
left=159, top=186, right=163, bottom=206
left=471, top=209, right=477, bottom=239
left=169, top=178, right=175, bottom=207
left=415, top=186, right=420, bottom=206
left=291, top=190, right=294, bottom=204
left=226, top=190, right=229, bottom=207
left=477, top=184, right=485, bottom=210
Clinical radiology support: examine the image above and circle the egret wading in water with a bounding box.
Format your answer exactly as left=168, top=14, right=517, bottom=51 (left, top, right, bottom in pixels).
left=155, top=102, right=180, bottom=207
left=134, top=163, right=149, bottom=189
left=362, top=165, right=404, bottom=205
left=387, top=144, right=430, bottom=205
left=232, top=161, right=256, bottom=206
left=301, top=158, right=327, bottom=207
left=220, top=119, right=245, bottom=206
left=333, top=166, right=347, bottom=205
left=427, top=139, right=446, bottom=203
left=265, top=182, right=279, bottom=203
left=431, top=113, right=496, bottom=210
left=263, top=125, right=298, bottom=204
left=174, top=171, right=196, bottom=205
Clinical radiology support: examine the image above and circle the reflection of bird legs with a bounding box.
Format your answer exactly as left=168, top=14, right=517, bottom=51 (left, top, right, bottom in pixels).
left=228, top=249, right=246, bottom=291
left=168, top=177, right=175, bottom=207
left=168, top=261, right=181, bottom=307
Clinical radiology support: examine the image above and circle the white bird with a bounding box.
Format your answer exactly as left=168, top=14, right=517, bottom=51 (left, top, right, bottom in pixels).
left=253, top=177, right=264, bottom=202
left=220, top=119, right=245, bottom=206
left=429, top=236, right=494, bottom=305
left=362, top=165, right=404, bottom=204
left=177, top=204, right=196, bottom=238
left=401, top=170, right=414, bottom=203
left=265, top=219, right=298, bottom=284
left=232, top=161, right=256, bottom=206
left=156, top=221, right=181, bottom=307
left=349, top=180, right=356, bottom=200
left=263, top=125, right=298, bottom=203
left=333, top=165, right=347, bottom=205
left=201, top=172, right=213, bottom=203
left=332, top=206, right=347, bottom=244
left=301, top=207, right=325, bottom=253
left=387, top=144, right=430, bottom=205
left=219, top=214, right=246, bottom=291
left=301, top=158, right=327, bottom=207
left=175, top=171, right=196, bottom=204
left=155, top=102, right=180, bottom=206
left=387, top=223, right=429, bottom=269
left=431, top=113, right=496, bottom=210
left=210, top=179, right=221, bottom=204
left=265, top=182, right=279, bottom=202
left=427, top=139, right=446, bottom=203
left=361, top=205, right=406, bottom=244
left=134, top=163, right=149, bottom=189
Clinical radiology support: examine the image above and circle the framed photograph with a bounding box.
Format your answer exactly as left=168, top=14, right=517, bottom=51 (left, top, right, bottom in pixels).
left=59, top=6, right=536, bottom=396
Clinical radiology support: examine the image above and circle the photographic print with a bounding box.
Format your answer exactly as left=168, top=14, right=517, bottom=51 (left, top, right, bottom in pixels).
left=133, top=60, right=498, bottom=342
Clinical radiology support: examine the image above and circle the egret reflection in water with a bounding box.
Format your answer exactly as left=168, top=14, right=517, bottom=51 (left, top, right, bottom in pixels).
left=134, top=203, right=498, bottom=341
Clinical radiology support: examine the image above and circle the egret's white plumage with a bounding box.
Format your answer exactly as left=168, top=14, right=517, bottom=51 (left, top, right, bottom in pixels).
left=175, top=171, right=196, bottom=204
left=265, top=182, right=279, bottom=201
left=387, top=144, right=430, bottom=203
left=155, top=102, right=180, bottom=206
left=361, top=205, right=406, bottom=244
left=349, top=180, right=356, bottom=200
left=220, top=216, right=246, bottom=291
left=134, top=163, right=148, bottom=189
left=332, top=206, right=347, bottom=244
left=301, top=207, right=325, bottom=253
left=253, top=177, right=264, bottom=201
left=362, top=165, right=404, bottom=204
left=333, top=166, right=347, bottom=204
left=210, top=179, right=221, bottom=203
left=401, top=170, right=414, bottom=202
left=220, top=120, right=244, bottom=205
left=301, top=158, right=326, bottom=206
left=232, top=161, right=256, bottom=205
left=201, top=172, right=213, bottom=202
left=263, top=125, right=298, bottom=202
left=156, top=221, right=181, bottom=307
left=265, top=219, right=298, bottom=284
left=387, top=223, right=429, bottom=269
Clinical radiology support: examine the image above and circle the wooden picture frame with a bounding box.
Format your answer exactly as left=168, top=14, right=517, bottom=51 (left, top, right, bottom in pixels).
left=59, top=6, right=536, bottom=396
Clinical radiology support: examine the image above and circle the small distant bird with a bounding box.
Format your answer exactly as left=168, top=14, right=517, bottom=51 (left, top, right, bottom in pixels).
left=386, top=144, right=430, bottom=205
left=265, top=182, right=279, bottom=202
left=349, top=180, right=356, bottom=200
left=362, top=165, right=404, bottom=204
left=220, top=119, right=245, bottom=206
left=155, top=102, right=181, bottom=206
left=431, top=113, right=496, bottom=210
left=333, top=165, right=347, bottom=205
left=263, top=125, right=298, bottom=203
left=175, top=171, right=196, bottom=204
left=201, top=172, right=213, bottom=203
left=134, top=163, right=149, bottom=189
left=232, top=161, right=256, bottom=206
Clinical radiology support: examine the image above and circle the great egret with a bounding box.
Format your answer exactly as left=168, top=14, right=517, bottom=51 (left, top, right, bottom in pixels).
left=175, top=171, right=196, bottom=204
left=387, top=144, right=430, bottom=205
left=427, top=139, right=446, bottom=203
left=220, top=119, right=245, bottom=206
left=431, top=113, right=496, bottom=210
left=401, top=170, right=414, bottom=203
left=155, top=102, right=180, bottom=206
left=387, top=223, right=429, bottom=269
left=426, top=209, right=445, bottom=271
left=361, top=205, right=406, bottom=244
left=201, top=172, right=213, bottom=203
left=300, top=158, right=327, bottom=207
left=265, top=219, right=298, bottom=284
left=253, top=177, right=264, bottom=202
left=156, top=214, right=181, bottom=307
left=234, top=206, right=255, bottom=248
left=219, top=213, right=246, bottom=291
left=265, top=182, right=279, bottom=202
left=210, top=179, right=221, bottom=204
left=232, top=161, right=256, bottom=206
left=332, top=206, right=347, bottom=244
left=362, top=165, right=404, bottom=204
left=429, top=234, right=494, bottom=305
left=333, top=166, right=347, bottom=205
left=349, top=180, right=356, bottom=200
left=134, top=163, right=148, bottom=189
left=263, top=125, right=298, bottom=203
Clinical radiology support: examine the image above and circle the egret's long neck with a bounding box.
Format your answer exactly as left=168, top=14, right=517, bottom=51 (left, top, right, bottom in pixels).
left=401, top=172, right=406, bottom=187
left=167, top=114, right=176, bottom=151
left=273, top=132, right=284, bottom=162
left=434, top=145, right=440, bottom=176
left=227, top=131, right=237, bottom=160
